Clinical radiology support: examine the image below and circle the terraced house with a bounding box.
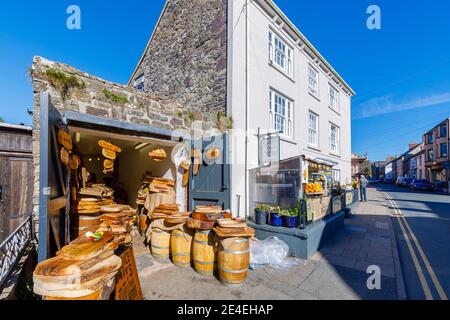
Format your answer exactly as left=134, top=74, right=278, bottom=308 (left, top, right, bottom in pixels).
left=129, top=0, right=355, bottom=214
left=423, top=118, right=450, bottom=188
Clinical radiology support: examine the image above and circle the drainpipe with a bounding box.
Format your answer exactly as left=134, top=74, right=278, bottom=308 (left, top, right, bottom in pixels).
left=244, top=0, right=250, bottom=219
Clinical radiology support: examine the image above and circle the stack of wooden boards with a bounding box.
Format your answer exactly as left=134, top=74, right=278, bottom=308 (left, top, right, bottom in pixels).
left=97, top=204, right=135, bottom=244
left=71, top=196, right=114, bottom=239
left=213, top=218, right=255, bottom=238
left=187, top=206, right=232, bottom=230
left=33, top=232, right=123, bottom=299
left=145, top=177, right=175, bottom=194
left=78, top=184, right=114, bottom=198
left=138, top=174, right=176, bottom=213
left=151, top=204, right=190, bottom=224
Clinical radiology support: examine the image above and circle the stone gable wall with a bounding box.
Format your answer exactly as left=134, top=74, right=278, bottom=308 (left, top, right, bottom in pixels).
left=131, top=0, right=228, bottom=121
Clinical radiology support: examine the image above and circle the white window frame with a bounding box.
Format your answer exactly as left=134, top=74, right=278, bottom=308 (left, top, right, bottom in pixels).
left=269, top=89, right=293, bottom=138
left=329, top=123, right=340, bottom=155
left=332, top=170, right=341, bottom=183
left=428, top=149, right=434, bottom=162
left=308, top=111, right=319, bottom=148
left=269, top=30, right=293, bottom=77
left=440, top=143, right=448, bottom=158
left=308, top=65, right=319, bottom=97
left=328, top=84, right=340, bottom=112
left=133, top=74, right=145, bottom=92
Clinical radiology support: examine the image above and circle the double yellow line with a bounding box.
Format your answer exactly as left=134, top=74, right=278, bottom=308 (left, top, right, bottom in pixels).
left=384, top=192, right=447, bottom=300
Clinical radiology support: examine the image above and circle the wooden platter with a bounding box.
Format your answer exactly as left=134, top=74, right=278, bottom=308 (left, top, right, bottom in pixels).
left=34, top=250, right=114, bottom=277
left=59, top=232, right=118, bottom=261
left=34, top=274, right=116, bottom=299
left=100, top=204, right=131, bottom=213
left=213, top=226, right=255, bottom=238
left=192, top=211, right=232, bottom=222
left=186, top=218, right=216, bottom=230
left=217, top=218, right=247, bottom=229
left=165, top=216, right=190, bottom=224
left=33, top=255, right=122, bottom=291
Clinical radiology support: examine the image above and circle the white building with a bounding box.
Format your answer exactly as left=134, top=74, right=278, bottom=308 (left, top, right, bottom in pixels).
left=129, top=0, right=355, bottom=215
left=228, top=0, right=355, bottom=212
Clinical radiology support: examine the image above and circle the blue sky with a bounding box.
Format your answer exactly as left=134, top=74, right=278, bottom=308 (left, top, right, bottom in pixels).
left=1, top=1, right=449, bottom=161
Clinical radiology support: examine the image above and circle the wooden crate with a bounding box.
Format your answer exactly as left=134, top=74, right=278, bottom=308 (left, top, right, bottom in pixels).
left=345, top=191, right=354, bottom=205
left=307, top=196, right=331, bottom=222
left=114, top=246, right=144, bottom=300
left=332, top=196, right=342, bottom=213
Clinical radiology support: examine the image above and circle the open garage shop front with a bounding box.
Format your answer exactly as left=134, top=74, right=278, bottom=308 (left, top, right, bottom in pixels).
left=31, top=57, right=230, bottom=261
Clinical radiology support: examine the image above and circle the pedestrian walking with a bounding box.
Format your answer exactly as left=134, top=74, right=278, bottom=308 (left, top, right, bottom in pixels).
left=360, top=175, right=368, bottom=202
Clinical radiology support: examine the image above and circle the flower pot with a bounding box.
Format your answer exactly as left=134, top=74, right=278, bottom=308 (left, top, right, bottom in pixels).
left=282, top=216, right=299, bottom=228
left=270, top=212, right=283, bottom=227
left=255, top=210, right=268, bottom=225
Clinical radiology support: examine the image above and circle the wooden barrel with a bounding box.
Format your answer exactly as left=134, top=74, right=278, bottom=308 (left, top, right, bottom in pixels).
left=171, top=228, right=193, bottom=267
left=192, top=230, right=217, bottom=276
left=70, top=214, right=101, bottom=239
left=151, top=228, right=171, bottom=260
left=218, top=238, right=250, bottom=287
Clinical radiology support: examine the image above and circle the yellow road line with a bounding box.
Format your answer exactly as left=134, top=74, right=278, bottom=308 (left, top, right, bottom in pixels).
left=384, top=195, right=433, bottom=300
left=388, top=197, right=448, bottom=300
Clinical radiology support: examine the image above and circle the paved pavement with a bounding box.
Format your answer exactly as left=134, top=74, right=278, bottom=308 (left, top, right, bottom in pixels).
left=134, top=187, right=402, bottom=300
left=378, top=184, right=450, bottom=300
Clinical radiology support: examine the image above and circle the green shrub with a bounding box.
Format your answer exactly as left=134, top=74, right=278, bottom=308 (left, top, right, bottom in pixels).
left=102, top=89, right=128, bottom=104
left=45, top=68, right=85, bottom=100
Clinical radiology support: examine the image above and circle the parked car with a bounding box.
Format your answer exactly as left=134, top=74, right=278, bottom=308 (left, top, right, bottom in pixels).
left=396, top=176, right=406, bottom=186
left=368, top=178, right=379, bottom=184
left=378, top=178, right=385, bottom=183
left=410, top=179, right=435, bottom=191
left=400, top=178, right=413, bottom=187
left=383, top=178, right=394, bottom=184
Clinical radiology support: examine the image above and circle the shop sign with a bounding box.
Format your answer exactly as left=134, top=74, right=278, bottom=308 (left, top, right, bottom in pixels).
left=258, top=131, right=280, bottom=166
left=301, top=160, right=309, bottom=184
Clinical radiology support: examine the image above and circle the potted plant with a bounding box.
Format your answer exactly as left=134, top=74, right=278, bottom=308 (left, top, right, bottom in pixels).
left=270, top=206, right=283, bottom=227
left=254, top=204, right=270, bottom=225
left=282, top=208, right=300, bottom=228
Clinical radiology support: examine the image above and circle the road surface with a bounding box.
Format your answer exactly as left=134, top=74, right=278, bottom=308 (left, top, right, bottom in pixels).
left=377, top=184, right=450, bottom=300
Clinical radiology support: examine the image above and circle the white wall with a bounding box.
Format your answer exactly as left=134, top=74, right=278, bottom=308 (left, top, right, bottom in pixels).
left=120, top=145, right=176, bottom=207
left=229, top=0, right=353, bottom=215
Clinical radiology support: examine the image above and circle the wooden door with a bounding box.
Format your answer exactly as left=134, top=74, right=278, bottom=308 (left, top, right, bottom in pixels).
left=189, top=134, right=230, bottom=210
left=0, top=157, right=33, bottom=243
left=38, top=92, right=70, bottom=261
left=0, top=156, right=9, bottom=243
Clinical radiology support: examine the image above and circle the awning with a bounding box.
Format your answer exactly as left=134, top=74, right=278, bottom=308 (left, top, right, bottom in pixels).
left=305, top=156, right=337, bottom=168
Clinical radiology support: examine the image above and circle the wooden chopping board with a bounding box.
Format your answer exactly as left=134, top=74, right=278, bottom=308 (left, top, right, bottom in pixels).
left=35, top=250, right=114, bottom=277
left=33, top=255, right=122, bottom=291
left=59, top=232, right=118, bottom=261
left=192, top=211, right=232, bottom=222
left=34, top=275, right=116, bottom=299
left=213, top=226, right=255, bottom=238
left=186, top=218, right=216, bottom=230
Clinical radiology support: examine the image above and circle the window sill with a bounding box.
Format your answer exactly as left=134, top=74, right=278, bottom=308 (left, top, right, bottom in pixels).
left=308, top=145, right=321, bottom=152
left=308, top=91, right=320, bottom=102
left=329, top=152, right=342, bottom=158
left=268, top=61, right=295, bottom=83
left=280, top=136, right=297, bottom=145
left=329, top=106, right=341, bottom=116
